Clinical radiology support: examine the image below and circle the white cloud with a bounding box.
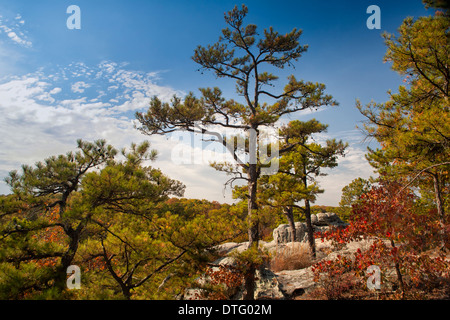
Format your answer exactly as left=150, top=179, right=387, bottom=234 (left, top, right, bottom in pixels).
left=98, top=61, right=118, bottom=74
left=0, top=60, right=375, bottom=206
left=49, top=87, right=62, bottom=95
left=0, top=61, right=233, bottom=202
left=7, top=31, right=30, bottom=47
left=0, top=13, right=32, bottom=48
left=71, top=81, right=91, bottom=93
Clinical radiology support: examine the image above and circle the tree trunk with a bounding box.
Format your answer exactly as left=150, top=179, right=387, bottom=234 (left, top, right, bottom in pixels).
left=390, top=239, right=405, bottom=298
left=243, top=263, right=256, bottom=301
left=122, top=286, right=132, bottom=300
left=284, top=206, right=297, bottom=242
left=431, top=173, right=446, bottom=250
left=432, top=173, right=445, bottom=222
left=243, top=126, right=260, bottom=301
left=247, top=126, right=259, bottom=249
left=247, top=163, right=259, bottom=248
left=55, top=227, right=81, bottom=292
left=243, top=162, right=259, bottom=300
left=304, top=199, right=316, bottom=258
left=56, top=216, right=90, bottom=292
left=302, top=173, right=316, bottom=258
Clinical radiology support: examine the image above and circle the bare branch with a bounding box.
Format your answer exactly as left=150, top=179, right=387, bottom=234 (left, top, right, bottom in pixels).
left=398, top=161, right=450, bottom=194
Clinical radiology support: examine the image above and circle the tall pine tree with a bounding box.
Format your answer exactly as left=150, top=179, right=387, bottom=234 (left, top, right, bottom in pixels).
left=135, top=5, right=337, bottom=299
left=358, top=9, right=449, bottom=248
left=260, top=120, right=347, bottom=256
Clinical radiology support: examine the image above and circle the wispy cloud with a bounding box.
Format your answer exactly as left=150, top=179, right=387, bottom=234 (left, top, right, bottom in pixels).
left=0, top=61, right=205, bottom=198
left=0, top=13, right=31, bottom=48
left=0, top=60, right=375, bottom=205
left=0, top=60, right=255, bottom=203
left=71, top=81, right=91, bottom=93
left=0, top=61, right=182, bottom=140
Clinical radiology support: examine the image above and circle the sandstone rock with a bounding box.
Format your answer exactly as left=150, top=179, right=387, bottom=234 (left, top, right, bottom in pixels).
left=260, top=240, right=278, bottom=253
left=310, top=213, right=318, bottom=225
left=272, top=212, right=347, bottom=245
left=315, top=212, right=347, bottom=226
left=315, top=212, right=328, bottom=226
left=183, top=216, right=357, bottom=300
left=253, top=268, right=286, bottom=300
left=275, top=267, right=317, bottom=297
left=211, top=240, right=319, bottom=299
left=184, top=243, right=286, bottom=300
left=273, top=222, right=308, bottom=244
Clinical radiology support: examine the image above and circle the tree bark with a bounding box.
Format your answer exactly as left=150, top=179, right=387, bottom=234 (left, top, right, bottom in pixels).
left=243, top=127, right=260, bottom=301
left=302, top=172, right=316, bottom=258
left=243, top=162, right=259, bottom=300
left=54, top=197, right=86, bottom=292
left=243, top=263, right=256, bottom=301
left=390, top=239, right=405, bottom=298
left=284, top=206, right=297, bottom=242
left=247, top=163, right=259, bottom=248
left=431, top=172, right=446, bottom=250
left=247, top=127, right=260, bottom=248
left=304, top=199, right=316, bottom=258
left=432, top=173, right=445, bottom=221
left=55, top=227, right=81, bottom=292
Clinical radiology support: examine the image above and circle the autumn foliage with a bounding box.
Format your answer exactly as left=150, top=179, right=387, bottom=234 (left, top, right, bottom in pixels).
left=312, top=181, right=450, bottom=299
left=198, top=265, right=244, bottom=300
left=0, top=140, right=247, bottom=300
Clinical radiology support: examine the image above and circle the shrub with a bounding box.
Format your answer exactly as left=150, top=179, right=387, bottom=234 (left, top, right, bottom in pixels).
left=312, top=181, right=450, bottom=299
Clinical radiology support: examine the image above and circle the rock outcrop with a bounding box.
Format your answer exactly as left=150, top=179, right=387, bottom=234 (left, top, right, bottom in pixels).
left=313, top=212, right=347, bottom=227
left=182, top=213, right=354, bottom=300
left=182, top=243, right=286, bottom=300
left=273, top=212, right=347, bottom=244
left=275, top=267, right=316, bottom=297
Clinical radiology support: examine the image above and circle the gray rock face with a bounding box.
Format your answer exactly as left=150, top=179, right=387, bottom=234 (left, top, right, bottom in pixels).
left=272, top=212, right=347, bottom=244
left=315, top=212, right=346, bottom=227
left=275, top=267, right=316, bottom=297
left=273, top=222, right=308, bottom=244
left=253, top=268, right=286, bottom=300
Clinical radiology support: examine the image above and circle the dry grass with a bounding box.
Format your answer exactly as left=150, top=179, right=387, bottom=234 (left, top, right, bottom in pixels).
left=270, top=242, right=313, bottom=272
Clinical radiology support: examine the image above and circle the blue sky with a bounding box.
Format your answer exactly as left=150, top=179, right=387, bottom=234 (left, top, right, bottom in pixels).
left=0, top=0, right=432, bottom=205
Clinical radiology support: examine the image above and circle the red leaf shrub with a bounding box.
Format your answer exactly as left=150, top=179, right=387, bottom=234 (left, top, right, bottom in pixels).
left=312, top=181, right=450, bottom=299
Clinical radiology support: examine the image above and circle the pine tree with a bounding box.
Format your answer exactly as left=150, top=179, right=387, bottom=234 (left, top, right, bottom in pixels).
left=135, top=5, right=337, bottom=299
left=0, top=140, right=185, bottom=298
left=339, top=177, right=372, bottom=221
left=358, top=10, right=449, bottom=248
left=260, top=120, right=347, bottom=257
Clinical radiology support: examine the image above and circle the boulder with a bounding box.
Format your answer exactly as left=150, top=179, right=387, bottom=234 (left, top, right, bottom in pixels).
left=253, top=268, right=286, bottom=300
left=183, top=215, right=351, bottom=300
left=213, top=242, right=248, bottom=256
left=273, top=222, right=308, bottom=244
left=315, top=212, right=347, bottom=227
left=275, top=267, right=317, bottom=297
left=272, top=212, right=347, bottom=245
